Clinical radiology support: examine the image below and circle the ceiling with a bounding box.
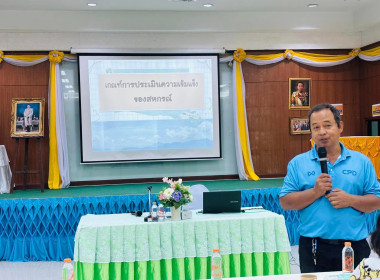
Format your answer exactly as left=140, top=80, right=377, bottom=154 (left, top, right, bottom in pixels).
left=0, top=0, right=378, bottom=33
left=0, top=0, right=379, bottom=50
left=0, top=0, right=375, bottom=12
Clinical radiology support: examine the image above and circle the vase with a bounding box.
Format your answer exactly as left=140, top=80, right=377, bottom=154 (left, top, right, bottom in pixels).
left=170, top=206, right=181, bottom=221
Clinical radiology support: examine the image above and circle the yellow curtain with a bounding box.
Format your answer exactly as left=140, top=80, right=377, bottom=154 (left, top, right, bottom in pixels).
left=48, top=62, right=62, bottom=189
left=360, top=46, right=380, bottom=57
left=235, top=61, right=260, bottom=180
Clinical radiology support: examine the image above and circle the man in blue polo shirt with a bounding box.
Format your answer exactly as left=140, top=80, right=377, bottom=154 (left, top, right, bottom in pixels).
left=280, top=103, right=380, bottom=273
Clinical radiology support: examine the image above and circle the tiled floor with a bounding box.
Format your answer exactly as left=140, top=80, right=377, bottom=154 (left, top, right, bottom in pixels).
left=290, top=245, right=301, bottom=274
left=0, top=261, right=63, bottom=280
left=0, top=246, right=302, bottom=280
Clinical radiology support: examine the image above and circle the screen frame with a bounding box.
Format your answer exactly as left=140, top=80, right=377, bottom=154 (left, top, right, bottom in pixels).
left=77, top=53, right=221, bottom=164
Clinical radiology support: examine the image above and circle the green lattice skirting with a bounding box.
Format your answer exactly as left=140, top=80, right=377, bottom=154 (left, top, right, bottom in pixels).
left=74, top=252, right=290, bottom=280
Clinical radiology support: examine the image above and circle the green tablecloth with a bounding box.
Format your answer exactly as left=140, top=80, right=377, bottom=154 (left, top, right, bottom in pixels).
left=74, top=210, right=291, bottom=280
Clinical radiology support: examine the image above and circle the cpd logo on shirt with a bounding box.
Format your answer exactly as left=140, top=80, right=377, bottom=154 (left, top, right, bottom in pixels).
left=342, top=170, right=357, bottom=176
left=307, top=171, right=315, bottom=176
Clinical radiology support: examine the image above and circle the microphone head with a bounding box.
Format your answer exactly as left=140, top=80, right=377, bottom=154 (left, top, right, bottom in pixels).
left=131, top=210, right=143, bottom=217
left=317, top=147, right=327, bottom=158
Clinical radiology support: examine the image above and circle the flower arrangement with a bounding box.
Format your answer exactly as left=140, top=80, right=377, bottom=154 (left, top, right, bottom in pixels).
left=158, top=177, right=193, bottom=209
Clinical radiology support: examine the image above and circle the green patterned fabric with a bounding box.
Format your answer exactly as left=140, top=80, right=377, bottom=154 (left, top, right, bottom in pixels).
left=74, top=210, right=291, bottom=279
left=75, top=252, right=290, bottom=280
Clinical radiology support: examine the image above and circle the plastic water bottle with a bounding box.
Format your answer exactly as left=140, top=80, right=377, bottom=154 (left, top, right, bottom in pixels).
left=181, top=204, right=192, bottom=220
left=62, top=258, right=74, bottom=280
left=157, top=203, right=165, bottom=221
left=211, top=248, right=222, bottom=280
left=342, top=242, right=354, bottom=272
left=165, top=207, right=171, bottom=219
left=151, top=202, right=158, bottom=221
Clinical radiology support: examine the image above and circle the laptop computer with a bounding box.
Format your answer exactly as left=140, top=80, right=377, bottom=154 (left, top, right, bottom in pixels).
left=202, top=190, right=241, bottom=214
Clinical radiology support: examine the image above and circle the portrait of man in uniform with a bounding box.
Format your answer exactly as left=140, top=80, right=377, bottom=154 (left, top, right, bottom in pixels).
left=289, top=78, right=311, bottom=110
left=11, top=98, right=45, bottom=138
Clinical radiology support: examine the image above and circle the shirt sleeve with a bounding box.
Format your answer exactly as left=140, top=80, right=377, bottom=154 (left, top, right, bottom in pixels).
left=363, top=157, right=380, bottom=197
left=279, top=159, right=300, bottom=198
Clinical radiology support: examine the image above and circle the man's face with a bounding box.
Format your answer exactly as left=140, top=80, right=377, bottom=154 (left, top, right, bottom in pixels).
left=297, top=83, right=304, bottom=92
left=310, top=108, right=343, bottom=150
left=27, top=105, right=30, bottom=108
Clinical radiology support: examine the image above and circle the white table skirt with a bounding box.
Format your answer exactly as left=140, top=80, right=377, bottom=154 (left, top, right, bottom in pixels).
left=0, top=145, right=11, bottom=194
left=74, top=210, right=291, bottom=263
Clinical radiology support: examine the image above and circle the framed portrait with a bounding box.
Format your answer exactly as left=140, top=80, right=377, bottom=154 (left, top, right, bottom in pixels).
left=332, top=103, right=343, bottom=115
left=289, top=78, right=311, bottom=110
left=290, top=117, right=311, bottom=135
left=373, top=103, right=380, bottom=117
left=10, top=98, right=45, bottom=138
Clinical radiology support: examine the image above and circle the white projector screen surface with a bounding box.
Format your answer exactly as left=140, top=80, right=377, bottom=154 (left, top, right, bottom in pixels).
left=78, top=54, right=221, bottom=163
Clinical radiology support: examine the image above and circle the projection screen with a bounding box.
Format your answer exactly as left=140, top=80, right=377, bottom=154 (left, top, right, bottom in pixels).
left=78, top=54, right=221, bottom=163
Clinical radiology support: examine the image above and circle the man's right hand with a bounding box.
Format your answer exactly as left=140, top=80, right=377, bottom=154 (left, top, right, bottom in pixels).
left=313, top=174, right=332, bottom=197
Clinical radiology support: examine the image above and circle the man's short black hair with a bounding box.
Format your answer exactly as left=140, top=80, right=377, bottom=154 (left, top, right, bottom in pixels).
left=308, top=103, right=341, bottom=128
left=297, top=81, right=304, bottom=86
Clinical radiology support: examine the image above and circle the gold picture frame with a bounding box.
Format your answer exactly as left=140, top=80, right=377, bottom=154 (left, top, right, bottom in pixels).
left=290, top=117, right=311, bottom=135
left=289, top=78, right=311, bottom=110
left=10, top=98, right=45, bottom=138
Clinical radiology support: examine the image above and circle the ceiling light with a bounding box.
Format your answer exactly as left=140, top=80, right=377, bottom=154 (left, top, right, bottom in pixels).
left=87, top=3, right=97, bottom=7
left=307, top=4, right=318, bottom=8
left=203, top=3, right=213, bottom=7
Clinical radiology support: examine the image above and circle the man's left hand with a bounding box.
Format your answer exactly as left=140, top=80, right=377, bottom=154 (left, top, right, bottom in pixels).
left=326, top=188, right=352, bottom=209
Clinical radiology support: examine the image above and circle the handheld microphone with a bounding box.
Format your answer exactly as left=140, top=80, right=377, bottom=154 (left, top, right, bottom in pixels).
left=317, top=147, right=328, bottom=174
left=131, top=210, right=142, bottom=217
left=317, top=147, right=329, bottom=194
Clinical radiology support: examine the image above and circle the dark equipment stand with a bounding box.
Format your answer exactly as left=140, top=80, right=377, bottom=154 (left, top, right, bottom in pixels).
left=10, top=137, right=44, bottom=193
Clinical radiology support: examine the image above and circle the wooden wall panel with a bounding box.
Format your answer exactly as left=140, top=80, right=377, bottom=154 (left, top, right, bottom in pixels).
left=360, top=59, right=380, bottom=134
left=0, top=60, right=49, bottom=188
left=242, top=54, right=361, bottom=177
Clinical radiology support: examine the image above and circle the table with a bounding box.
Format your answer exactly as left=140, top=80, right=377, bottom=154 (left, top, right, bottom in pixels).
left=74, top=210, right=291, bottom=280
left=0, top=145, right=12, bottom=194
left=311, top=136, right=380, bottom=179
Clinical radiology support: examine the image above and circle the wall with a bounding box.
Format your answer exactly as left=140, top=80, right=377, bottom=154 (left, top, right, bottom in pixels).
left=0, top=61, right=50, bottom=187
left=0, top=32, right=363, bottom=52
left=1, top=49, right=379, bottom=185
left=360, top=56, right=380, bottom=134
left=242, top=52, right=362, bottom=177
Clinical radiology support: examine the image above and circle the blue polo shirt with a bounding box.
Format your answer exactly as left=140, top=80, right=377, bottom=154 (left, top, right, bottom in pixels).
left=280, top=143, right=380, bottom=240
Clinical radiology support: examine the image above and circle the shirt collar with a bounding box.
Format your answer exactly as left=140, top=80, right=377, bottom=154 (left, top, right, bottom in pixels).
left=310, top=142, right=351, bottom=161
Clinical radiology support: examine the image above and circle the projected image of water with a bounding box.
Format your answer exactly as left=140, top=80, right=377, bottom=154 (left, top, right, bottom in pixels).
left=92, top=119, right=213, bottom=152
left=79, top=54, right=220, bottom=161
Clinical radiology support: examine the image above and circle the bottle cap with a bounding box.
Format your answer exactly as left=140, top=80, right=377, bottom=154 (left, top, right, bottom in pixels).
left=64, top=258, right=71, bottom=263
left=345, top=242, right=351, bottom=246
left=213, top=248, right=220, bottom=252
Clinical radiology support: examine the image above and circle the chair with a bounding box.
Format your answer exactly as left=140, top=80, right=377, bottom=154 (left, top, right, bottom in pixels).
left=188, top=184, right=209, bottom=210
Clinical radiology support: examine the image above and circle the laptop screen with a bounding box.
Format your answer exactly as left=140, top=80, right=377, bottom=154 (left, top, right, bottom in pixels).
left=203, top=190, right=241, bottom=213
